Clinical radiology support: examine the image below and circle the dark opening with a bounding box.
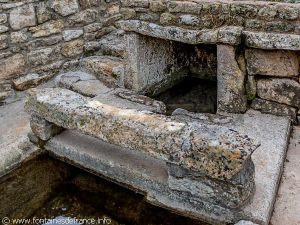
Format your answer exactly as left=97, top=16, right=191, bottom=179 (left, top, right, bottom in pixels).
left=155, top=77, right=217, bottom=115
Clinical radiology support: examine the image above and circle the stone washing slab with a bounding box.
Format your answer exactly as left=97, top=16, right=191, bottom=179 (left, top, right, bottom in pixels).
left=45, top=110, right=291, bottom=225
left=25, top=88, right=258, bottom=181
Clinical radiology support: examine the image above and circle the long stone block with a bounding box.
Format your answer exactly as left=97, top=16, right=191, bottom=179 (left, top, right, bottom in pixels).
left=25, top=88, right=258, bottom=182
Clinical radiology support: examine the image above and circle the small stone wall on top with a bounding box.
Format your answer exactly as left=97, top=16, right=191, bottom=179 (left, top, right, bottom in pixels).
left=119, top=0, right=300, bottom=122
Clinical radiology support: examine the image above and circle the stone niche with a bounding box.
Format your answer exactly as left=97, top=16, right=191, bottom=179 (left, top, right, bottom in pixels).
left=123, top=32, right=247, bottom=114
left=124, top=33, right=218, bottom=115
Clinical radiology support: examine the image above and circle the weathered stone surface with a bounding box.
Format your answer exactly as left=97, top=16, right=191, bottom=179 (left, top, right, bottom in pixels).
left=36, top=2, right=52, bottom=24
left=218, top=26, right=243, bottom=45
left=66, top=9, right=98, bottom=26
left=94, top=88, right=166, bottom=114
left=245, top=49, right=299, bottom=77
left=246, top=75, right=256, bottom=100
left=244, top=31, right=300, bottom=50
left=0, top=25, right=8, bottom=33
left=123, top=32, right=187, bottom=94
left=150, top=0, right=167, bottom=12
left=11, top=30, right=28, bottom=43
left=0, top=81, right=13, bottom=105
left=235, top=221, right=258, bottom=225
left=55, top=71, right=110, bottom=97
left=26, top=35, right=63, bottom=49
left=28, top=47, right=60, bottom=66
left=50, top=0, right=79, bottom=16
left=121, top=0, right=149, bottom=7
left=13, top=73, right=53, bottom=91
left=93, top=30, right=125, bottom=58
left=81, top=56, right=123, bottom=87
left=9, top=4, right=36, bottom=30
left=160, top=12, right=177, bottom=25
left=257, top=79, right=300, bottom=108
left=217, top=45, right=247, bottom=113
left=62, top=29, right=83, bottom=41
left=167, top=1, right=202, bottom=14
left=25, top=88, right=259, bottom=182
left=271, top=126, right=300, bottom=225
left=0, top=35, right=8, bottom=50
left=251, top=98, right=298, bottom=123
left=61, top=39, right=84, bottom=57
left=179, top=15, right=200, bottom=26
left=120, top=19, right=215, bottom=44
left=29, top=20, right=64, bottom=38
left=119, top=20, right=242, bottom=45
left=30, top=114, right=63, bottom=141
left=0, top=54, right=26, bottom=80
left=78, top=0, right=100, bottom=9
left=0, top=14, right=7, bottom=24
left=120, top=8, right=136, bottom=20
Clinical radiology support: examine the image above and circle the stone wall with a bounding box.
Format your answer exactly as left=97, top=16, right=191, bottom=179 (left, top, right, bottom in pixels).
left=1, top=0, right=300, bottom=123
left=245, top=48, right=300, bottom=123
left=119, top=0, right=300, bottom=123
left=0, top=0, right=123, bottom=105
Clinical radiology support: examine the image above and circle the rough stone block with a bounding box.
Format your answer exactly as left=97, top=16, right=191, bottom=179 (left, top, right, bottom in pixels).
left=121, top=0, right=149, bottom=8
left=36, top=2, right=52, bottom=24
left=30, top=115, right=63, bottom=141
left=11, top=30, right=28, bottom=44
left=55, top=71, right=110, bottom=97
left=217, top=45, right=247, bottom=113
left=62, top=29, right=83, bottom=41
left=13, top=73, right=53, bottom=91
left=0, top=25, right=8, bottom=33
left=167, top=1, right=202, bottom=14
left=0, top=14, right=7, bottom=24
left=9, top=4, right=36, bottom=30
left=244, top=31, right=300, bottom=50
left=246, top=75, right=257, bottom=100
left=78, top=0, right=100, bottom=9
left=25, top=88, right=259, bottom=182
left=50, top=0, right=79, bottom=16
left=235, top=221, right=258, bottom=225
left=123, top=32, right=187, bottom=95
left=81, top=56, right=124, bottom=87
left=66, top=9, right=98, bottom=26
left=251, top=98, right=297, bottom=123
left=0, top=54, right=26, bottom=80
left=61, top=39, right=84, bottom=57
left=93, top=88, right=166, bottom=114
left=28, top=47, right=59, bottom=66
left=245, top=49, right=299, bottom=77
left=29, top=20, right=64, bottom=38
left=257, top=78, right=300, bottom=108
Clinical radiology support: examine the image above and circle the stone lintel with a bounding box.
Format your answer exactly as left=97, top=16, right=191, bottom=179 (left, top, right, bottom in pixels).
left=120, top=20, right=300, bottom=51
left=25, top=88, right=259, bottom=181
left=119, top=20, right=242, bottom=45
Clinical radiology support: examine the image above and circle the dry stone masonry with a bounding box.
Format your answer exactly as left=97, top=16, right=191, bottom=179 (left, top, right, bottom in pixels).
left=0, top=0, right=300, bottom=121
left=1, top=0, right=299, bottom=224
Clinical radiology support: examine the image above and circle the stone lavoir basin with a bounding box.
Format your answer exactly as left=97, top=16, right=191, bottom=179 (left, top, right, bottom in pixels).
left=0, top=154, right=210, bottom=225
left=1, top=0, right=300, bottom=225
